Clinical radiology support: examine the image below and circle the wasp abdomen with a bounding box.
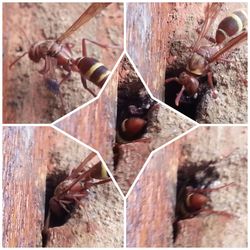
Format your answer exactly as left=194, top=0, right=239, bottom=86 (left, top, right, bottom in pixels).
left=216, top=10, right=247, bottom=44
left=77, top=57, right=110, bottom=87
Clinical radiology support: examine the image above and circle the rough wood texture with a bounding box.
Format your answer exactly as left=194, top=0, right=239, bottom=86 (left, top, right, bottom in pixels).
left=3, top=3, right=123, bottom=123
left=3, top=127, right=123, bottom=247
left=55, top=62, right=118, bottom=169
left=126, top=126, right=247, bottom=247
left=127, top=143, right=180, bottom=247
left=3, top=127, right=50, bottom=247
left=126, top=3, right=172, bottom=100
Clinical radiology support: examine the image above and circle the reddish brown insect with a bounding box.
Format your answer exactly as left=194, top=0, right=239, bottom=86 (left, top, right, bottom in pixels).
left=176, top=182, right=235, bottom=219
left=165, top=3, right=247, bottom=106
left=43, top=152, right=111, bottom=236
left=10, top=3, right=118, bottom=112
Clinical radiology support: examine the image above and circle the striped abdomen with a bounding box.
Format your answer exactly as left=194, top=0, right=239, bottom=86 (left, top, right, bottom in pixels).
left=76, top=57, right=110, bottom=87
left=216, top=10, right=247, bottom=44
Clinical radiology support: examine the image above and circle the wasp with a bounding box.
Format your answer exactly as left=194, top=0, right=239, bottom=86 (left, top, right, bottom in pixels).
left=43, top=152, right=111, bottom=238
left=165, top=3, right=247, bottom=106
left=175, top=163, right=235, bottom=221
left=10, top=3, right=118, bottom=112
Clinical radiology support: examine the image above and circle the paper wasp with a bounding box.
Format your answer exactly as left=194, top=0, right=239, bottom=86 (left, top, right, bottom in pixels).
left=43, top=152, right=111, bottom=238
left=175, top=161, right=235, bottom=221
left=165, top=3, right=247, bottom=106
left=9, top=3, right=118, bottom=112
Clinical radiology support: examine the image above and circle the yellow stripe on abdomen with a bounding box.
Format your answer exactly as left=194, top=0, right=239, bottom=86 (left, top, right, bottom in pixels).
left=85, top=62, right=105, bottom=79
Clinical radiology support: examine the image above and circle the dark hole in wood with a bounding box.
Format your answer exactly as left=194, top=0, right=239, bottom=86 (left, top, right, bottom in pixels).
left=173, top=159, right=220, bottom=242
left=42, top=170, right=74, bottom=247
left=165, top=67, right=216, bottom=121
left=114, top=58, right=156, bottom=169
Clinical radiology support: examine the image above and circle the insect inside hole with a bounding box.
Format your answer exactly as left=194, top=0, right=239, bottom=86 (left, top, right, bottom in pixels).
left=175, top=162, right=235, bottom=221
left=10, top=3, right=120, bottom=113
left=165, top=3, right=247, bottom=106
left=43, top=152, right=111, bottom=238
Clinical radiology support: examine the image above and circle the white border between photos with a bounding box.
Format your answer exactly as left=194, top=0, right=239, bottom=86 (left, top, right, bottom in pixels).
left=0, top=0, right=249, bottom=250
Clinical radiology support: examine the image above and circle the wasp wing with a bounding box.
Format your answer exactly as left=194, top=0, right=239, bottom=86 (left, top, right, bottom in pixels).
left=192, top=3, right=223, bottom=52
left=56, top=3, right=111, bottom=44
left=208, top=31, right=247, bottom=64
left=66, top=152, right=97, bottom=180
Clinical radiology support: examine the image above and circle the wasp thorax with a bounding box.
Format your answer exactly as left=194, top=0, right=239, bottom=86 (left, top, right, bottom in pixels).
left=186, top=192, right=209, bottom=211
left=186, top=53, right=206, bottom=76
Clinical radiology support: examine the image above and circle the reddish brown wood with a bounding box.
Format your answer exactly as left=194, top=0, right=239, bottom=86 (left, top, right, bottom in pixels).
left=126, top=142, right=181, bottom=247
left=3, top=127, right=48, bottom=247
left=127, top=3, right=176, bottom=100
left=3, top=3, right=123, bottom=123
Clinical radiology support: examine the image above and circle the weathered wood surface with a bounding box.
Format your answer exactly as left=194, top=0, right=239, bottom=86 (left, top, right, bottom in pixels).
left=3, top=126, right=124, bottom=247
left=126, top=126, right=247, bottom=247
left=3, top=127, right=50, bottom=247
left=3, top=3, right=123, bottom=123
left=126, top=142, right=180, bottom=247
left=126, top=3, right=174, bottom=100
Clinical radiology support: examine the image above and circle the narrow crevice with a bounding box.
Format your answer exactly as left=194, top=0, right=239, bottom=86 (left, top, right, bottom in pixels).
left=173, top=158, right=220, bottom=243
left=42, top=170, right=72, bottom=247
left=113, top=57, right=156, bottom=169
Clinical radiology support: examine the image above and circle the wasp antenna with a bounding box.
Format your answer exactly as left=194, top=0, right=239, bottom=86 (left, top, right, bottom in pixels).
left=9, top=51, right=28, bottom=69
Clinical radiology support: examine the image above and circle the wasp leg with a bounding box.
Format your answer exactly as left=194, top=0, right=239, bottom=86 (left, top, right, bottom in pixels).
left=165, top=77, right=185, bottom=106
left=207, top=71, right=218, bottom=98
left=175, top=85, right=185, bottom=107
left=58, top=200, right=72, bottom=213
left=64, top=43, right=75, bottom=56
left=81, top=77, right=97, bottom=97
left=195, top=182, right=236, bottom=194
left=200, top=208, right=236, bottom=218
left=58, top=71, right=71, bottom=86
left=86, top=178, right=111, bottom=189
left=165, top=77, right=181, bottom=84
